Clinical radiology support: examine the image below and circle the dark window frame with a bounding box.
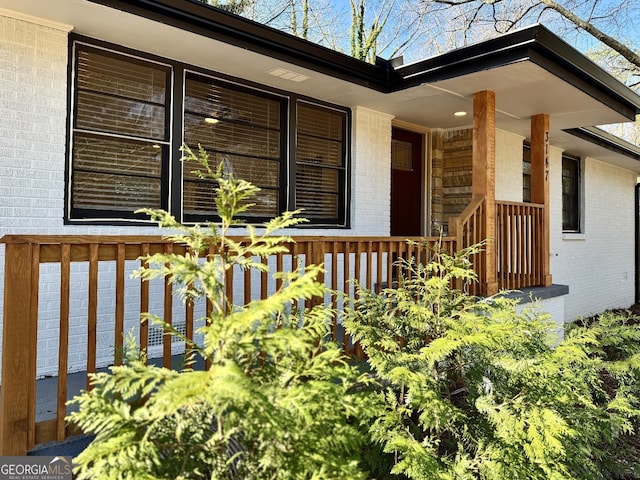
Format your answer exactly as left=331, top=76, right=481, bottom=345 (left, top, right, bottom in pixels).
left=65, top=35, right=351, bottom=228
left=67, top=41, right=173, bottom=222
left=562, top=153, right=581, bottom=233
left=522, top=142, right=531, bottom=203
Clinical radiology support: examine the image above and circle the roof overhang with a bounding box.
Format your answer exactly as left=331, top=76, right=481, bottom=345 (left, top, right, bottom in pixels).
left=2, top=0, right=640, bottom=169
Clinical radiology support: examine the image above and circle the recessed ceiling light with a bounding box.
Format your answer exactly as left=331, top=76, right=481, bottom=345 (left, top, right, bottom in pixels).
left=454, top=111, right=468, bottom=117
left=204, top=117, right=219, bottom=125
left=268, top=67, right=309, bottom=82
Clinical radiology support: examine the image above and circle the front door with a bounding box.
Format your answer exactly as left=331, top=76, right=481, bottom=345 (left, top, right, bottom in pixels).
left=391, top=127, right=423, bottom=236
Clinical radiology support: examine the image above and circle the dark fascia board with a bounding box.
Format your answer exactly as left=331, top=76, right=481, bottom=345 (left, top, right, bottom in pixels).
left=86, top=2, right=640, bottom=119
left=564, top=126, right=640, bottom=162
left=86, top=0, right=396, bottom=91
left=395, top=24, right=640, bottom=121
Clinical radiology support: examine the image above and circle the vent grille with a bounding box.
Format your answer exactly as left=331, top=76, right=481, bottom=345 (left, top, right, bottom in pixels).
left=148, top=323, right=186, bottom=347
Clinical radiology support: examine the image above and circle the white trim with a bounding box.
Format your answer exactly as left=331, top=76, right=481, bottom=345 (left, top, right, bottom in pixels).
left=0, top=7, right=73, bottom=32
left=562, top=233, right=586, bottom=241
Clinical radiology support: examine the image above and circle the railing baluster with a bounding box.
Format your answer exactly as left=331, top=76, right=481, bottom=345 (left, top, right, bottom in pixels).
left=261, top=257, right=268, bottom=300
left=331, top=241, right=339, bottom=343
left=87, top=244, right=98, bottom=390
left=163, top=243, right=173, bottom=369
left=244, top=258, right=252, bottom=305
left=115, top=243, right=125, bottom=366
left=56, top=244, right=71, bottom=442
left=343, top=242, right=351, bottom=356
left=366, top=242, right=373, bottom=290
left=27, top=245, right=40, bottom=450
left=376, top=241, right=383, bottom=294
left=140, top=243, right=150, bottom=363
left=386, top=241, right=394, bottom=288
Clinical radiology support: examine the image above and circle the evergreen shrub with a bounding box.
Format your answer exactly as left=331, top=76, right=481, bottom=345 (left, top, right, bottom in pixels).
left=343, top=245, right=640, bottom=480
left=68, top=146, right=377, bottom=479
left=69, top=146, right=640, bottom=479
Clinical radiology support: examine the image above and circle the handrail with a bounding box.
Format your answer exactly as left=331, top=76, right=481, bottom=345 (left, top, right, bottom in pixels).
left=449, top=195, right=486, bottom=296
left=448, top=195, right=486, bottom=238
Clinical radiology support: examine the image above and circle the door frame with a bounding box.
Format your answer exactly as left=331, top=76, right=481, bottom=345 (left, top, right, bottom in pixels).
left=391, top=120, right=431, bottom=236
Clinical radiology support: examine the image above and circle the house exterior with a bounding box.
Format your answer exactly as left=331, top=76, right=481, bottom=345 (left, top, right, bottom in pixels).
left=2, top=0, right=640, bottom=453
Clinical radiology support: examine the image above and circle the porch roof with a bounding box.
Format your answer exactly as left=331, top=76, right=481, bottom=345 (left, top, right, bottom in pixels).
left=3, top=0, right=640, bottom=167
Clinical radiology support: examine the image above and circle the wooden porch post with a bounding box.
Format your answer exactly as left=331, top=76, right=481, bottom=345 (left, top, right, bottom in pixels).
left=530, top=114, right=553, bottom=287
left=0, top=240, right=37, bottom=455
left=473, top=91, right=498, bottom=296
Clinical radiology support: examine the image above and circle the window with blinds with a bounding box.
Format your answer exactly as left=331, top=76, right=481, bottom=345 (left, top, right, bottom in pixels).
left=67, top=38, right=350, bottom=226
left=562, top=154, right=581, bottom=232
left=295, top=102, right=346, bottom=223
left=70, top=45, right=170, bottom=218
left=183, top=74, right=284, bottom=220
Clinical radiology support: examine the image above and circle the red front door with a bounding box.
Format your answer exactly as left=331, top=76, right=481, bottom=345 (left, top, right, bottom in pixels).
left=391, top=128, right=423, bottom=236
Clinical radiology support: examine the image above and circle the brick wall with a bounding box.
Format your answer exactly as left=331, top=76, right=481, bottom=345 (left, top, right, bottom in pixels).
left=0, top=14, right=69, bottom=234
left=549, top=152, right=637, bottom=320
left=495, top=129, right=526, bottom=202
left=350, top=107, right=393, bottom=235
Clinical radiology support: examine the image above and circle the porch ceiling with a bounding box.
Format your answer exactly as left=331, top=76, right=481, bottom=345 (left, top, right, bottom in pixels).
left=2, top=0, right=639, bottom=169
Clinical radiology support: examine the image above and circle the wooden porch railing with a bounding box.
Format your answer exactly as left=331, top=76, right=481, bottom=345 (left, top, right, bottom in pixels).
left=449, top=195, right=486, bottom=296
left=449, top=197, right=546, bottom=294
left=0, top=234, right=455, bottom=454
left=496, top=201, right=545, bottom=290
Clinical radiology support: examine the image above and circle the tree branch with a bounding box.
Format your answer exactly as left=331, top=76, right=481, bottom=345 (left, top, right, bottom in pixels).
left=535, top=0, right=640, bottom=70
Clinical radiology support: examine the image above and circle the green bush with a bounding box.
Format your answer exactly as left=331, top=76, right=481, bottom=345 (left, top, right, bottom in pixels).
left=68, top=146, right=377, bottom=480
left=69, top=146, right=640, bottom=479
left=343, top=245, right=640, bottom=480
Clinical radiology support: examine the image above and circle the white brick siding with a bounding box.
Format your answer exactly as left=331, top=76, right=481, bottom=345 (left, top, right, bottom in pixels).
left=349, top=107, right=394, bottom=235
left=495, top=129, right=526, bottom=202
left=549, top=154, right=637, bottom=320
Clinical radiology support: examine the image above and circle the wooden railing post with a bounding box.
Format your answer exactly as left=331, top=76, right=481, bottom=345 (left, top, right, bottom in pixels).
left=531, top=114, right=553, bottom=287
left=0, top=241, right=37, bottom=455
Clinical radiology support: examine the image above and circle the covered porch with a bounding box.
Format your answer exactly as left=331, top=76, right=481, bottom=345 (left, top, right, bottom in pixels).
left=0, top=90, right=555, bottom=455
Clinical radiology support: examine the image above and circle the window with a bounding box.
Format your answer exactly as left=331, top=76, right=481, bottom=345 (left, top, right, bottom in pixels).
left=182, top=73, right=286, bottom=221
left=562, top=154, right=581, bottom=232
left=67, top=39, right=350, bottom=227
left=295, top=102, right=347, bottom=222
left=522, top=143, right=531, bottom=203
left=69, top=46, right=171, bottom=219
